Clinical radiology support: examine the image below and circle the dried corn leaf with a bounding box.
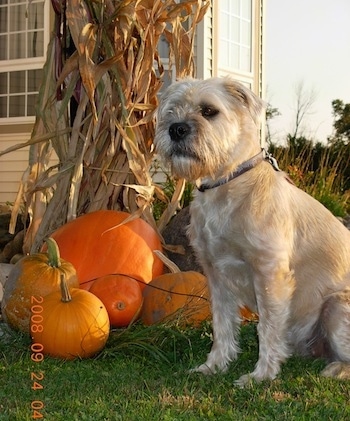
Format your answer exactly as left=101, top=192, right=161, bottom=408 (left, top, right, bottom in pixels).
left=7, top=0, right=209, bottom=252
left=66, top=0, right=91, bottom=49
left=157, top=178, right=186, bottom=233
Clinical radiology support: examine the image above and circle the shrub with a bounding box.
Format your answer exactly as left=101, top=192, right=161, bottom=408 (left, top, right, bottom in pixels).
left=268, top=138, right=349, bottom=217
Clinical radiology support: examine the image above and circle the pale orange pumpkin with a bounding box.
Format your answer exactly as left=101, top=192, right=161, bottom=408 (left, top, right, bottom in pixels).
left=140, top=269, right=258, bottom=326
left=140, top=271, right=211, bottom=326
left=46, top=210, right=164, bottom=290
left=2, top=238, right=79, bottom=334
left=31, top=275, right=110, bottom=360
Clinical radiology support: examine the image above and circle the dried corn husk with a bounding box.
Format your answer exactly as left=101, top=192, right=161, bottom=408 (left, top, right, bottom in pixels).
left=1, top=0, right=210, bottom=253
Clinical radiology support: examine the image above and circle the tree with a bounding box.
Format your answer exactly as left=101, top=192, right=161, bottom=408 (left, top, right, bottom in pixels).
left=328, top=99, right=350, bottom=193
left=265, top=103, right=280, bottom=145
left=290, top=80, right=317, bottom=142
left=329, top=99, right=350, bottom=144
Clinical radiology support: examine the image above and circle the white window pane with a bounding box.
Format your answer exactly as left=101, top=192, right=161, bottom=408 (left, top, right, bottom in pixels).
left=28, top=69, right=42, bottom=92
left=242, top=0, right=252, bottom=20
left=9, top=94, right=25, bottom=117
left=9, top=32, right=25, bottom=59
left=0, top=96, right=7, bottom=118
left=241, top=46, right=251, bottom=72
left=10, top=70, right=25, bottom=93
left=231, top=17, right=240, bottom=42
left=221, top=0, right=230, bottom=12
left=0, top=34, right=7, bottom=59
left=28, top=30, right=44, bottom=57
left=219, top=40, right=229, bottom=67
left=27, top=93, right=37, bottom=115
left=242, top=20, right=251, bottom=46
left=220, top=11, right=230, bottom=37
left=232, top=0, right=240, bottom=15
left=0, top=73, right=7, bottom=94
left=9, top=4, right=25, bottom=32
left=0, top=6, right=8, bottom=33
left=231, top=44, right=240, bottom=68
left=28, top=2, right=44, bottom=30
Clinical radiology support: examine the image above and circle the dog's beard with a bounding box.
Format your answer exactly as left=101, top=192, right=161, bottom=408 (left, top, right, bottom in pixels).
left=169, top=140, right=201, bottom=162
left=157, top=138, right=205, bottom=180
left=170, top=155, right=204, bottom=180
left=156, top=134, right=247, bottom=182
left=156, top=132, right=229, bottom=181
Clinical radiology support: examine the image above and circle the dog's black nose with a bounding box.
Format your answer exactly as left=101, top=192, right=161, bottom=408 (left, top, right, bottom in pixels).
left=169, top=122, right=191, bottom=141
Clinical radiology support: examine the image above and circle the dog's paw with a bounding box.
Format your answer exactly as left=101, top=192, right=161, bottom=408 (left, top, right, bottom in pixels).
left=189, top=363, right=218, bottom=375
left=190, top=360, right=231, bottom=375
left=234, top=373, right=255, bottom=387
left=234, top=370, right=277, bottom=387
left=321, top=362, right=350, bottom=379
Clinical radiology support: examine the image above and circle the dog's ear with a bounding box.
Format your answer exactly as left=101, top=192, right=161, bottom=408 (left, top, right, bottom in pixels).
left=223, top=79, right=265, bottom=125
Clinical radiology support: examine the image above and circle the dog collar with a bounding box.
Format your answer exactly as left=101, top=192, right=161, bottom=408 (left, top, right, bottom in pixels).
left=197, top=148, right=280, bottom=192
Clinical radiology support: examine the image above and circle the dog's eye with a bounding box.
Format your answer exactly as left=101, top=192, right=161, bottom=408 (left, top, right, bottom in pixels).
left=201, top=106, right=219, bottom=118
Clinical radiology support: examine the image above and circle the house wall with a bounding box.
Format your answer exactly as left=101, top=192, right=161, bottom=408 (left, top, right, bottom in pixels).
left=0, top=126, right=32, bottom=204
left=0, top=0, right=264, bottom=205
left=195, top=5, right=213, bottom=79
left=0, top=0, right=52, bottom=205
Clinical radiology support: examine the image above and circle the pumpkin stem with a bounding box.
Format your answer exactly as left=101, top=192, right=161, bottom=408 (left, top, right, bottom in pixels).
left=60, top=273, right=72, bottom=303
left=46, top=238, right=61, bottom=268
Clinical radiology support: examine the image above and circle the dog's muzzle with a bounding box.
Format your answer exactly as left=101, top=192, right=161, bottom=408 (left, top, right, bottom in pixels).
left=169, top=122, right=191, bottom=142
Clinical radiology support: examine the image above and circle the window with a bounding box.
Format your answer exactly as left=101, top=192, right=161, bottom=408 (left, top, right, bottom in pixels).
left=218, top=0, right=252, bottom=74
left=0, top=0, right=50, bottom=122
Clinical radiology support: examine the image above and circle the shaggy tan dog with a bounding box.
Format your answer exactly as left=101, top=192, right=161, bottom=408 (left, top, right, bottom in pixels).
left=154, top=77, right=350, bottom=386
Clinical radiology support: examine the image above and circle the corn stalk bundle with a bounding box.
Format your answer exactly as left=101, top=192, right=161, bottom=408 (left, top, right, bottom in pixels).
left=4, top=0, right=209, bottom=253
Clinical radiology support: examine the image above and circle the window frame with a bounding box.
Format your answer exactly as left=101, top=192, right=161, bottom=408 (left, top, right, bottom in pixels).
left=212, top=0, right=261, bottom=91
left=0, top=0, right=51, bottom=125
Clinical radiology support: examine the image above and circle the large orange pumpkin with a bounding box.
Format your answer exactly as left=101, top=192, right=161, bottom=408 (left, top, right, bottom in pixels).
left=140, top=271, right=211, bottom=326
left=89, top=274, right=143, bottom=327
left=2, top=238, right=79, bottom=334
left=31, top=275, right=110, bottom=359
left=45, top=210, right=164, bottom=290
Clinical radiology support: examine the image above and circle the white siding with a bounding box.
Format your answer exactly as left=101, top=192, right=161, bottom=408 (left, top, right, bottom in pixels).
left=195, top=4, right=213, bottom=79
left=0, top=132, right=30, bottom=204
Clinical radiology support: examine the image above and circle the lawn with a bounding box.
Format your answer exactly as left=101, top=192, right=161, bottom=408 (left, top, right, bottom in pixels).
left=0, top=320, right=349, bottom=421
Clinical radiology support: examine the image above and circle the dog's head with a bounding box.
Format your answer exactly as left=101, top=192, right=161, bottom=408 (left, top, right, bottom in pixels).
left=154, top=77, right=265, bottom=181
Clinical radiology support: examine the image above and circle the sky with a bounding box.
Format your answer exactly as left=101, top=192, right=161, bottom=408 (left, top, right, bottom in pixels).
left=265, top=0, right=350, bottom=144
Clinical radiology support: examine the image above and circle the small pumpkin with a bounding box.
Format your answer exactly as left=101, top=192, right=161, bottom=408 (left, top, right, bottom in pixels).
left=1, top=238, right=79, bottom=334
left=140, top=271, right=211, bottom=326
left=46, top=210, right=164, bottom=290
left=31, top=275, right=110, bottom=360
left=89, top=274, right=143, bottom=327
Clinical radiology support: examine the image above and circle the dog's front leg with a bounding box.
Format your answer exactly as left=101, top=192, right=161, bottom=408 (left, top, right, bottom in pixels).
left=236, top=268, right=295, bottom=386
left=192, top=273, right=242, bottom=375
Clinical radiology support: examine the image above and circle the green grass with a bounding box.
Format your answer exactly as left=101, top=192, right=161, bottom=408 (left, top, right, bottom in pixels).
left=1, top=321, right=349, bottom=421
